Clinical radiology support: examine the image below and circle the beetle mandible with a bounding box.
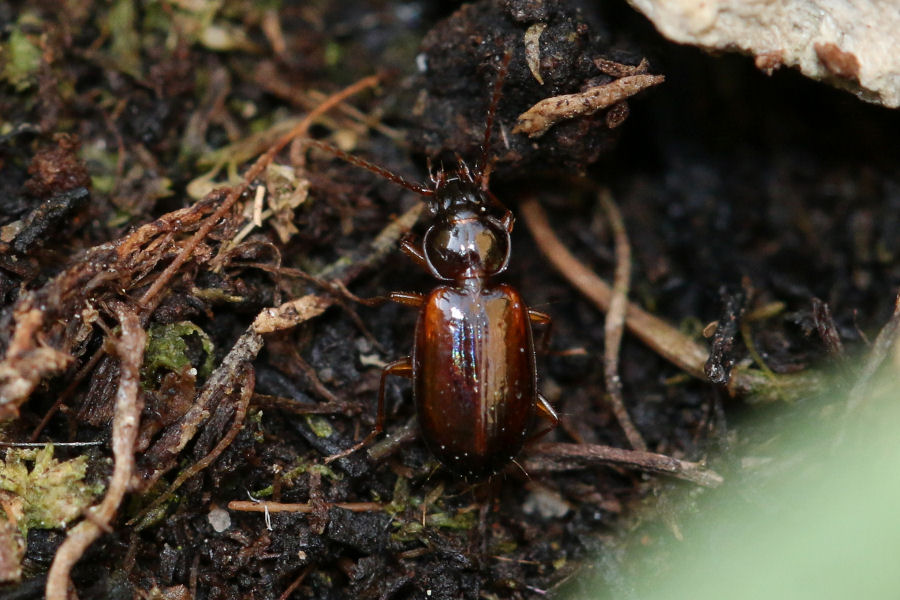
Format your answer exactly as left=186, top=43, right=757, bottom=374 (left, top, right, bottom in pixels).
left=312, top=53, right=559, bottom=478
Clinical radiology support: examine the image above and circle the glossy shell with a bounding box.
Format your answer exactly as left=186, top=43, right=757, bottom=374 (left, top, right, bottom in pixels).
left=413, top=283, right=536, bottom=478
left=423, top=212, right=510, bottom=280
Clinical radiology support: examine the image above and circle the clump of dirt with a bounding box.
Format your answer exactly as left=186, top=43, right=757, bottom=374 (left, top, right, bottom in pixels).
left=411, top=0, right=656, bottom=176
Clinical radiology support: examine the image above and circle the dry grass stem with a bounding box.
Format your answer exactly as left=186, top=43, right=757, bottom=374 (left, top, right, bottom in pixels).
left=227, top=500, right=385, bottom=513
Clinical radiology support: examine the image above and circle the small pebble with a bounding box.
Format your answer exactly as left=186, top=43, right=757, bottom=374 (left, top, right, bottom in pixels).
left=208, top=507, right=231, bottom=532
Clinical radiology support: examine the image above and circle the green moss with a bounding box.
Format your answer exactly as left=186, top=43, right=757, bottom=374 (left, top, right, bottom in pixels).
left=387, top=476, right=410, bottom=514
left=490, top=540, right=518, bottom=555
left=2, top=26, right=42, bottom=91
left=424, top=510, right=476, bottom=530
left=324, top=41, right=342, bottom=67
left=142, top=321, right=215, bottom=386
left=106, top=0, right=142, bottom=79
left=304, top=415, right=334, bottom=438
left=281, top=458, right=341, bottom=487
left=250, top=485, right=274, bottom=498
left=0, top=446, right=103, bottom=533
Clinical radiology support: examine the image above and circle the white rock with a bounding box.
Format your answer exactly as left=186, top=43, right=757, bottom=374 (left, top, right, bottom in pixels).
left=627, top=0, right=900, bottom=107
left=208, top=507, right=232, bottom=532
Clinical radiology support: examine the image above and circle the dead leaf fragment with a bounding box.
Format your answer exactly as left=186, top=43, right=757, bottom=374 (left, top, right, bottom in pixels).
left=513, top=74, right=665, bottom=138
left=0, top=521, right=24, bottom=582
left=593, top=57, right=649, bottom=78
left=265, top=163, right=310, bottom=243
left=0, top=349, right=73, bottom=420
left=524, top=23, right=547, bottom=85
left=252, top=295, right=331, bottom=334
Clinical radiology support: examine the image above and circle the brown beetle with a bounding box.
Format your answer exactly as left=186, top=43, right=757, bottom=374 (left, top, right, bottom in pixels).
left=312, top=57, right=558, bottom=478
left=375, top=163, right=559, bottom=478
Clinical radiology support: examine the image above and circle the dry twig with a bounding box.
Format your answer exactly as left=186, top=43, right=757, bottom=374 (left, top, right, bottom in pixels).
left=45, top=304, right=145, bottom=600
left=139, top=75, right=380, bottom=316
left=812, top=297, right=847, bottom=359
left=705, top=287, right=749, bottom=384
left=132, top=368, right=255, bottom=527
left=519, top=198, right=821, bottom=402
left=277, top=566, right=313, bottom=600
left=598, top=191, right=647, bottom=451
left=252, top=295, right=332, bottom=334
left=138, top=201, right=424, bottom=490
left=367, top=417, right=418, bottom=462
left=2, top=196, right=221, bottom=421
left=526, top=442, right=722, bottom=488
left=138, top=328, right=264, bottom=492
left=0, top=308, right=72, bottom=419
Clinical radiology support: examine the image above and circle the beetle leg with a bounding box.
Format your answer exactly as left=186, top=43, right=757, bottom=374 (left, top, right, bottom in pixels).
left=325, top=357, right=413, bottom=464
left=528, top=309, right=553, bottom=353
left=527, top=394, right=560, bottom=443
left=374, top=358, right=413, bottom=435
left=399, top=236, right=430, bottom=272
left=501, top=210, right=515, bottom=233
left=389, top=291, right=426, bottom=308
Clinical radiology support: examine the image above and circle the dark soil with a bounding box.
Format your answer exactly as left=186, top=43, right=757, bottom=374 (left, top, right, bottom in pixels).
left=1, top=0, right=898, bottom=599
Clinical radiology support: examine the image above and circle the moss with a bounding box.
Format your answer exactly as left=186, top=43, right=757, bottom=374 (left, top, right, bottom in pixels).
left=107, top=0, right=142, bottom=78
left=304, top=415, right=334, bottom=438
left=142, top=321, right=215, bottom=386
left=1, top=26, right=42, bottom=91
left=0, top=446, right=103, bottom=533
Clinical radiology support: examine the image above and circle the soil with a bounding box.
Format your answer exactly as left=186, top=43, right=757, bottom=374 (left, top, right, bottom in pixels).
left=1, top=0, right=898, bottom=599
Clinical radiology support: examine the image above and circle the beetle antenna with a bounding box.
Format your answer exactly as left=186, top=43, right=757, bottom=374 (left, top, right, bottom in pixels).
left=478, top=48, right=513, bottom=191
left=461, top=160, right=474, bottom=183
left=510, top=458, right=530, bottom=480
left=304, top=138, right=434, bottom=197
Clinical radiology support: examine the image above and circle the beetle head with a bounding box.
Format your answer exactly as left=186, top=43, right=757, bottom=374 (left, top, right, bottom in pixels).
left=423, top=165, right=511, bottom=281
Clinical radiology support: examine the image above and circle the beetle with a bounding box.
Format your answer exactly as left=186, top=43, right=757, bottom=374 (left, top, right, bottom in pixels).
left=377, top=167, right=558, bottom=478
left=310, top=54, right=558, bottom=478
